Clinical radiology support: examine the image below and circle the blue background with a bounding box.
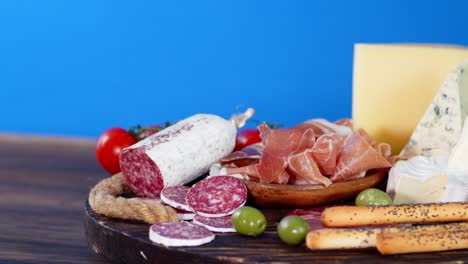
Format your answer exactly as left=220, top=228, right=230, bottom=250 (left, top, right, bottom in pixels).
left=1, top=0, right=468, bottom=138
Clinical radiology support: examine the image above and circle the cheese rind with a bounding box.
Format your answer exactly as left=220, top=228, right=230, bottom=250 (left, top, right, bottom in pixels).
left=400, top=61, right=468, bottom=157
left=386, top=156, right=467, bottom=205
left=353, top=44, right=468, bottom=154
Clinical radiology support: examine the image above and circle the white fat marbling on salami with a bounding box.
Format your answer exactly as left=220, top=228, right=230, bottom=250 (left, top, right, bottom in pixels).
left=149, top=221, right=215, bottom=247
left=161, top=186, right=193, bottom=212
left=187, top=176, right=247, bottom=218
left=192, top=215, right=236, bottom=233
left=120, top=114, right=237, bottom=198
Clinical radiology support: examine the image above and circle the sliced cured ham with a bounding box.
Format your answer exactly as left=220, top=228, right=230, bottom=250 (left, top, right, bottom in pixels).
left=275, top=170, right=291, bottom=184
left=356, top=128, right=376, bottom=146
left=334, top=118, right=353, bottom=129
left=295, top=119, right=353, bottom=137
left=377, top=143, right=392, bottom=158
left=331, top=132, right=392, bottom=182
left=258, top=123, right=272, bottom=143
left=220, top=143, right=263, bottom=167
left=256, top=128, right=307, bottom=183
left=225, top=164, right=259, bottom=180
left=218, top=119, right=394, bottom=187
left=287, top=151, right=332, bottom=186
left=310, top=133, right=343, bottom=176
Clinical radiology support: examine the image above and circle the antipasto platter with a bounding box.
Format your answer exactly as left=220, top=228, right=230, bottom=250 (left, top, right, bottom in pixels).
left=85, top=45, right=468, bottom=263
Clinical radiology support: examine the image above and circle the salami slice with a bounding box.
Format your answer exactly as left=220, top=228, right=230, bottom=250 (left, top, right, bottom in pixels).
left=187, top=176, right=247, bottom=217
left=120, top=114, right=239, bottom=198
left=149, top=221, right=215, bottom=247
left=285, top=204, right=346, bottom=231
left=193, top=215, right=236, bottom=233
left=161, top=186, right=192, bottom=212
left=285, top=208, right=324, bottom=231
left=175, top=208, right=196, bottom=221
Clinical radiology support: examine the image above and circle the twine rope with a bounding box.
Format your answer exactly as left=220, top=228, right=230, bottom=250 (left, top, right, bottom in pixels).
left=88, top=173, right=178, bottom=224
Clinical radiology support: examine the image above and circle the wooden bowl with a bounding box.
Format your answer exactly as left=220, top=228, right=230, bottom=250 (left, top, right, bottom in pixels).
left=243, top=170, right=387, bottom=208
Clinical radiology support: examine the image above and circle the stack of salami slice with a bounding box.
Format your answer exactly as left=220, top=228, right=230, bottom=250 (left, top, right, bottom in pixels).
left=149, top=176, right=247, bottom=247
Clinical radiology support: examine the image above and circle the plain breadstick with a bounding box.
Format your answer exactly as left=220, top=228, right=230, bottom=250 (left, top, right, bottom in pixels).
left=322, top=203, right=468, bottom=227
left=376, top=224, right=468, bottom=255
left=306, top=222, right=468, bottom=250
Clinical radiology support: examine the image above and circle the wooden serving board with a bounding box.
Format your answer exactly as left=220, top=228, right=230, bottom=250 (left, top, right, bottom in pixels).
left=84, top=202, right=467, bottom=263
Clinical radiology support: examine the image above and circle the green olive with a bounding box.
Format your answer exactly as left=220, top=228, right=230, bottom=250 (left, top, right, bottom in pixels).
left=355, top=188, right=393, bottom=206
left=277, top=215, right=310, bottom=245
left=231, top=206, right=267, bottom=236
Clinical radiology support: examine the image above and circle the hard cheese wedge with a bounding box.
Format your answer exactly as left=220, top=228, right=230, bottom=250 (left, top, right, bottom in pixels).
left=400, top=60, right=468, bottom=157
left=353, top=44, right=468, bottom=154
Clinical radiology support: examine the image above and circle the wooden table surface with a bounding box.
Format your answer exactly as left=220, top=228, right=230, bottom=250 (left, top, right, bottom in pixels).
left=0, top=134, right=110, bottom=264
left=2, top=135, right=467, bottom=264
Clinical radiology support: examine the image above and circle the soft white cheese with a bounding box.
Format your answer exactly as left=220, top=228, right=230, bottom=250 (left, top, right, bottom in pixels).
left=387, top=156, right=467, bottom=204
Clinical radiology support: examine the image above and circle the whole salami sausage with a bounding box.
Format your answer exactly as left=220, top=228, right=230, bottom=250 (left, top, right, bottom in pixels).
left=120, top=110, right=254, bottom=198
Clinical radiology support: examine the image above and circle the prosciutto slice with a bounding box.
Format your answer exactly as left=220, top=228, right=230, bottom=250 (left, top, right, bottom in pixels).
left=334, top=118, right=353, bottom=129
left=356, top=128, right=376, bottom=146
left=310, top=133, right=344, bottom=175
left=287, top=151, right=332, bottom=186
left=220, top=143, right=263, bottom=167
left=295, top=119, right=353, bottom=137
left=377, top=142, right=392, bottom=158
left=225, top=164, right=259, bottom=180
left=330, top=132, right=392, bottom=182
left=218, top=119, right=395, bottom=187
left=257, top=127, right=313, bottom=183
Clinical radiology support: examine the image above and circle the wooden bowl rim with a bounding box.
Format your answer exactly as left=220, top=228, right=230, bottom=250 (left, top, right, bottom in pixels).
left=242, top=170, right=387, bottom=192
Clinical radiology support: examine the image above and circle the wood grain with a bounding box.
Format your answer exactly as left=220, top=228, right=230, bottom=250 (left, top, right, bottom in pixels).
left=0, top=135, right=110, bottom=264
left=2, top=134, right=467, bottom=264
left=244, top=170, right=386, bottom=207
left=85, top=202, right=468, bottom=264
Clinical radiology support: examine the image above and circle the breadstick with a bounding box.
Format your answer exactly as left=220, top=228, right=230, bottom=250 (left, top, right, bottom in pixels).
left=322, top=203, right=467, bottom=227
left=376, top=224, right=468, bottom=255
left=306, top=222, right=468, bottom=250
left=306, top=227, right=395, bottom=250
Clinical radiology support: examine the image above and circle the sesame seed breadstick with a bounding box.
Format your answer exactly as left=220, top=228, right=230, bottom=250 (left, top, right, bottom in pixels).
left=376, top=224, right=468, bottom=255
left=306, top=222, right=468, bottom=250
left=321, top=203, right=468, bottom=227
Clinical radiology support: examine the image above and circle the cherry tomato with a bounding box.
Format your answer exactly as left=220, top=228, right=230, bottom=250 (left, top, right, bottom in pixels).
left=235, top=129, right=261, bottom=151
left=96, top=127, right=138, bottom=175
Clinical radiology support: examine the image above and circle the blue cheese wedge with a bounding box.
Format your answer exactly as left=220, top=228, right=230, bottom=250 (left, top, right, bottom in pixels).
left=400, top=60, right=468, bottom=157
left=448, top=116, right=468, bottom=173
left=386, top=156, right=467, bottom=204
